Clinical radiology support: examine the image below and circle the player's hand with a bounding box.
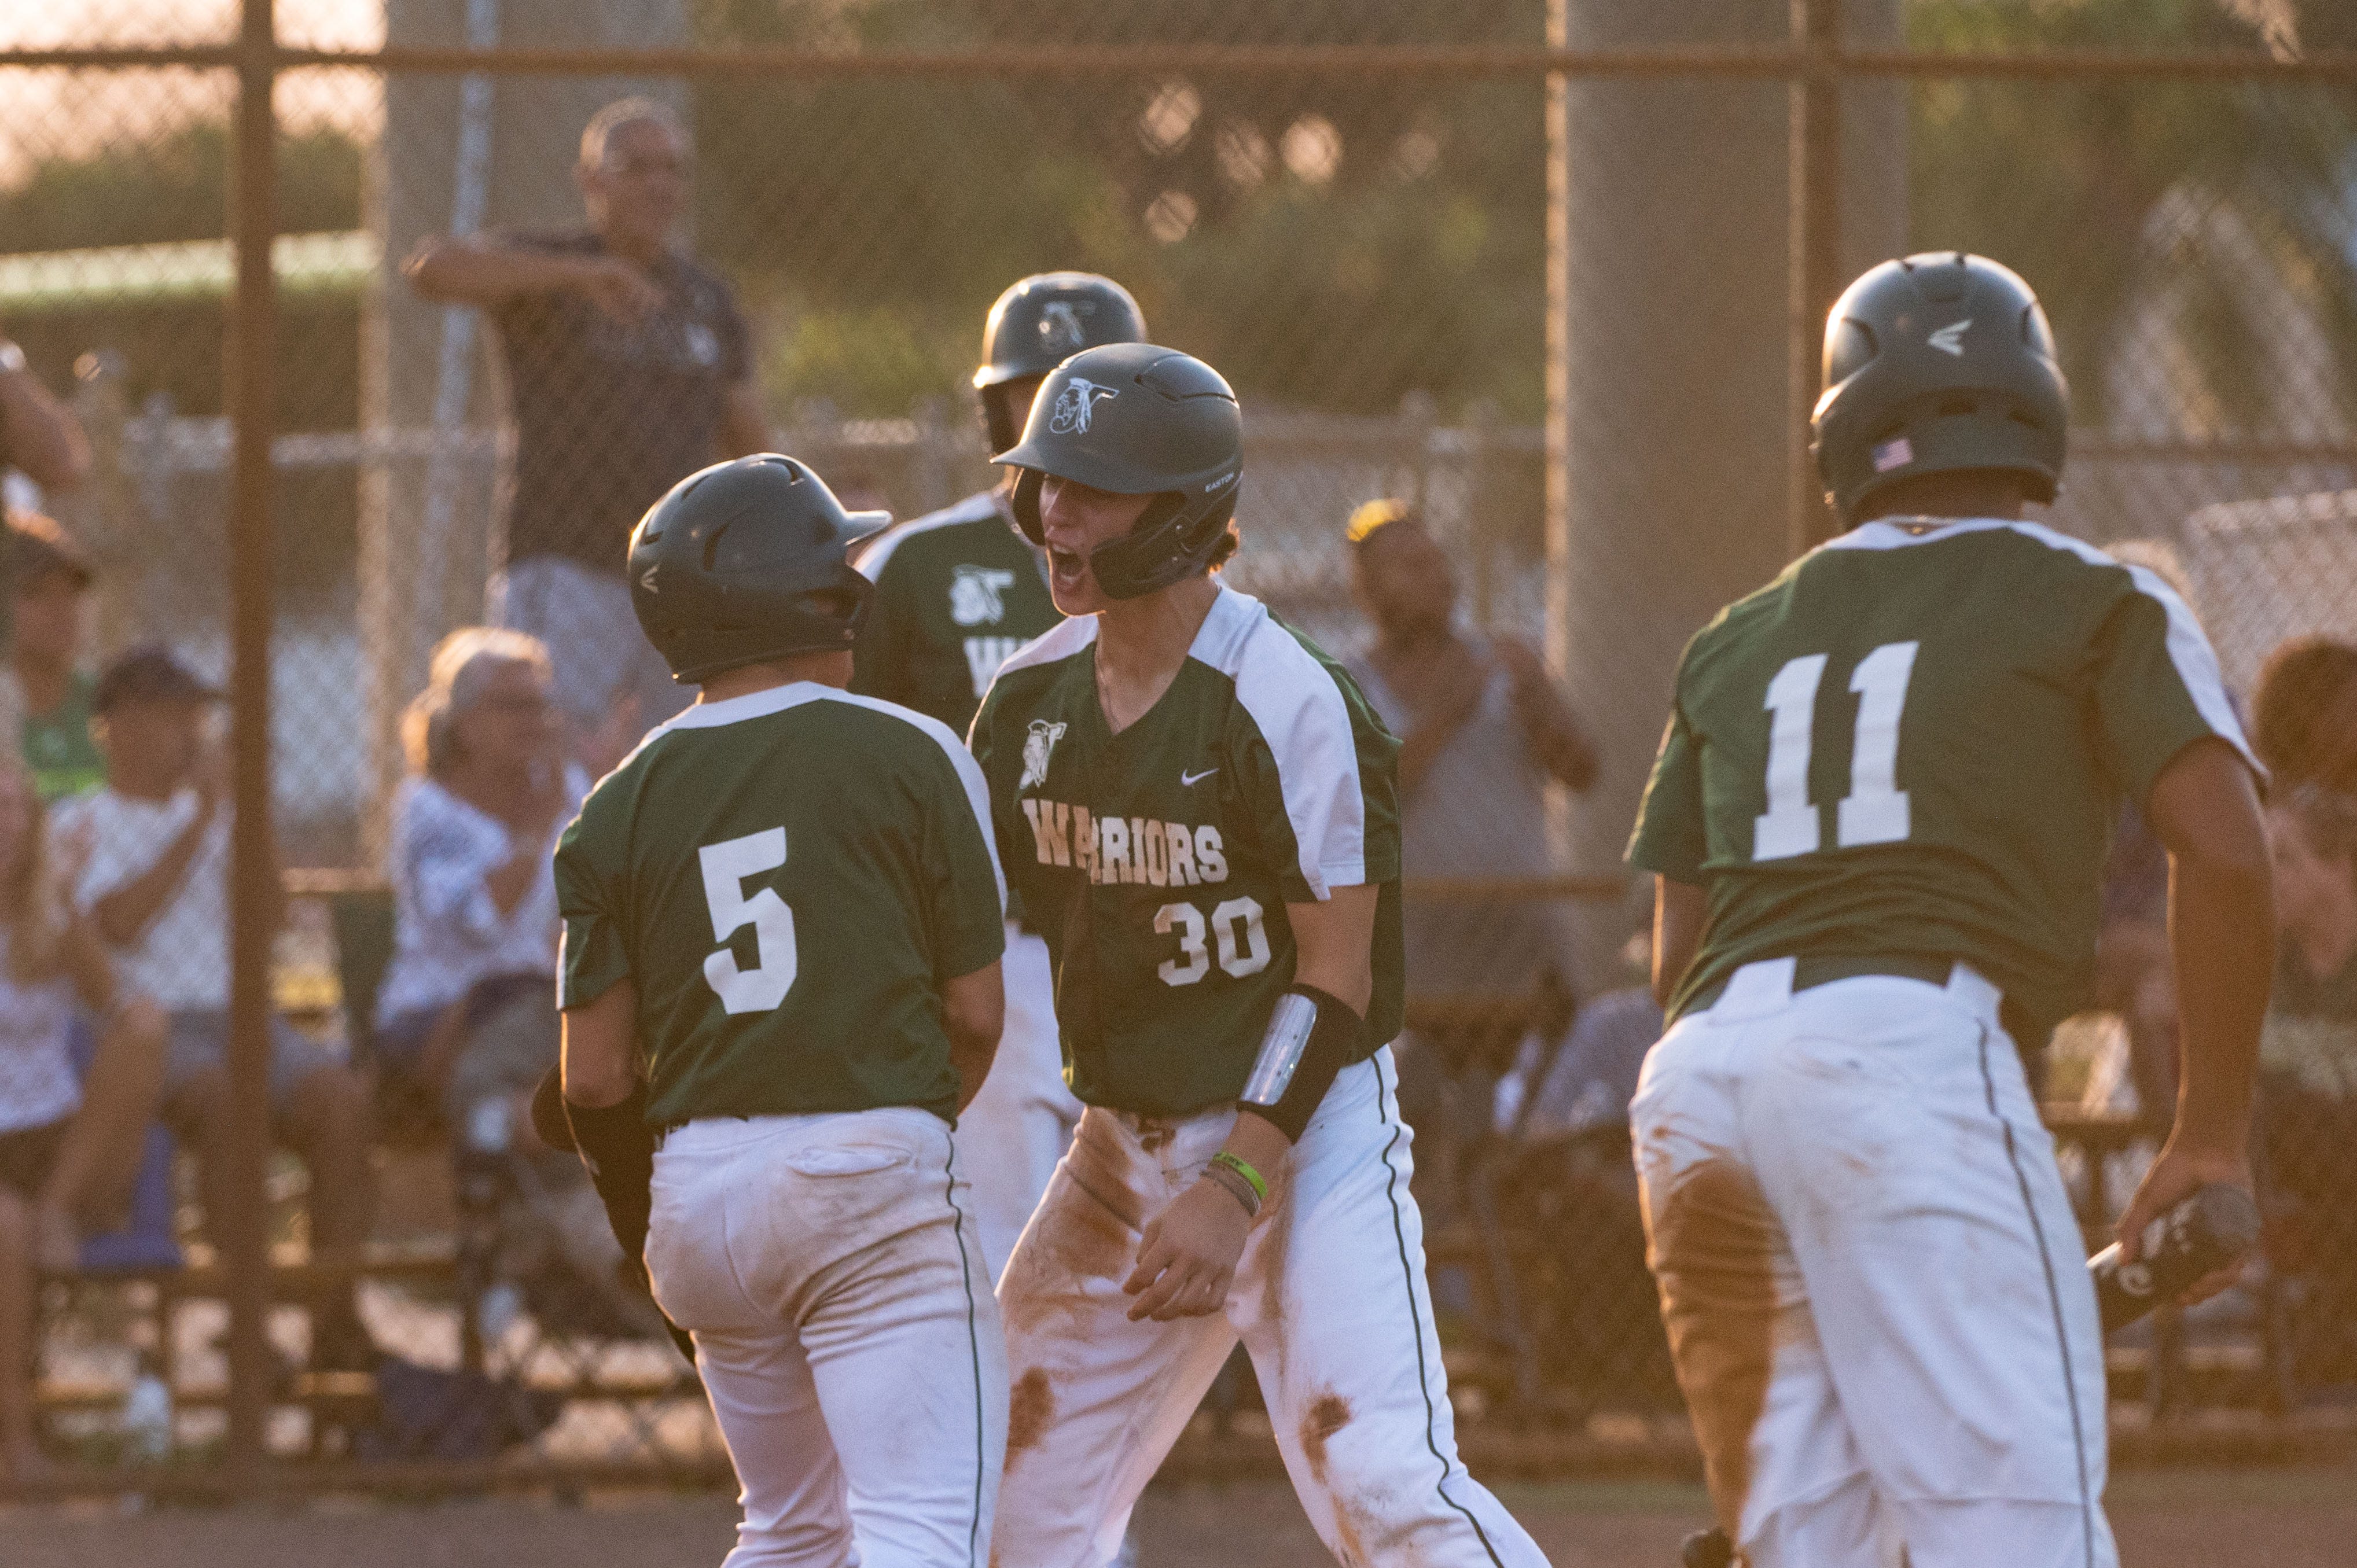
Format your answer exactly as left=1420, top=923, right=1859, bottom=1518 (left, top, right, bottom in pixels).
left=2115, top=1139, right=2253, bottom=1308
left=568, top=256, right=663, bottom=324
left=1123, top=1179, right=1251, bottom=1322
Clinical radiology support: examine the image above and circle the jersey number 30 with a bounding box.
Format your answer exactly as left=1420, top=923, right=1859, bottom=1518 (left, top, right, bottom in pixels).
left=1755, top=641, right=1919, bottom=862
left=700, top=827, right=797, bottom=1013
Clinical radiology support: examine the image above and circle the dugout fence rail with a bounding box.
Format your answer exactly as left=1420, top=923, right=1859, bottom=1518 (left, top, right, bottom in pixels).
left=5, top=0, right=2357, bottom=1498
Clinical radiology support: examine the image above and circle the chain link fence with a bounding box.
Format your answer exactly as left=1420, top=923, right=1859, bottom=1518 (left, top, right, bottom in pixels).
left=2, top=0, right=2355, bottom=1497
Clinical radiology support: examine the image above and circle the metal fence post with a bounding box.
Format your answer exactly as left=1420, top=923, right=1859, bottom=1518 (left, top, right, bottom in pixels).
left=1789, top=0, right=1844, bottom=558
left=225, top=0, right=280, bottom=1491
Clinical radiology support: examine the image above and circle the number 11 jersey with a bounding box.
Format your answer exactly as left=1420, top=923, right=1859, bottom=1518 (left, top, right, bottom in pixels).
left=971, top=586, right=1404, bottom=1118
left=555, top=684, right=1007, bottom=1129
left=1628, top=517, right=2259, bottom=1045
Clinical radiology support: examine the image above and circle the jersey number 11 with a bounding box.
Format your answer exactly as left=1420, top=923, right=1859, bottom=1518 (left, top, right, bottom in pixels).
left=1754, top=641, right=1920, bottom=862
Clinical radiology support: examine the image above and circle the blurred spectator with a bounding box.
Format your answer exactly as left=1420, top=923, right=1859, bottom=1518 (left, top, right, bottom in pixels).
left=9, top=511, right=105, bottom=804
left=2257, top=783, right=2357, bottom=1379
left=0, top=329, right=91, bottom=499
left=380, top=629, right=650, bottom=1335
left=0, top=756, right=165, bottom=1480
left=1341, top=499, right=1597, bottom=1120
left=53, top=647, right=378, bottom=1371
left=405, top=98, right=766, bottom=774
left=2250, top=635, right=2357, bottom=796
left=378, top=630, right=579, bottom=1109
left=1494, top=979, right=1664, bottom=1145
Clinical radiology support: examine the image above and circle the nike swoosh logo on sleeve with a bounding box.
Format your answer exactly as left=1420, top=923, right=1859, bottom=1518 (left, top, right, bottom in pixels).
left=1181, top=768, right=1218, bottom=786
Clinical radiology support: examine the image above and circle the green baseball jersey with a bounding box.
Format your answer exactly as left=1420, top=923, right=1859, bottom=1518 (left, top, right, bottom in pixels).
left=971, top=586, right=1406, bottom=1117
left=851, top=489, right=1061, bottom=736
left=555, top=683, right=1006, bottom=1128
left=1628, top=517, right=2259, bottom=1045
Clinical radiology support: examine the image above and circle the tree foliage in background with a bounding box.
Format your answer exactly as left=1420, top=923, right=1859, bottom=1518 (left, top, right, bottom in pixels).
left=0, top=123, right=363, bottom=422
left=1907, top=0, right=2357, bottom=434
left=0, top=122, right=361, bottom=252
left=691, top=0, right=1546, bottom=419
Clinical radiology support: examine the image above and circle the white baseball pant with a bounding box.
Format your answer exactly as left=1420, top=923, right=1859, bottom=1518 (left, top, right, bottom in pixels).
left=955, top=926, right=1082, bottom=1280
left=1631, top=958, right=2117, bottom=1568
left=644, top=1107, right=1008, bottom=1568
left=990, top=1046, right=1549, bottom=1568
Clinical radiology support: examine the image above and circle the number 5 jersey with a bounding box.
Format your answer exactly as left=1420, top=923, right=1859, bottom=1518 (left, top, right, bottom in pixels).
left=1628, top=517, right=2260, bottom=1047
left=970, top=585, right=1405, bottom=1117
left=554, top=684, right=1007, bottom=1128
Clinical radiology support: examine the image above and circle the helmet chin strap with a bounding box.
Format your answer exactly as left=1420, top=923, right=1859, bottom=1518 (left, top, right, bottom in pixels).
left=1091, top=489, right=1238, bottom=601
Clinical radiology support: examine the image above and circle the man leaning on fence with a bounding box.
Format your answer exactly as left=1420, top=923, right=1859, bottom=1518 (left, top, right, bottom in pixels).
left=403, top=97, right=768, bottom=771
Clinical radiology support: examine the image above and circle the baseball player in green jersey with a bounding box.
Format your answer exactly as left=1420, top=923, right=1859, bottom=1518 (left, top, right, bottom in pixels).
left=1627, top=253, right=2273, bottom=1568
left=555, top=455, right=1012, bottom=1568
left=851, top=273, right=1144, bottom=1280
left=970, top=343, right=1549, bottom=1567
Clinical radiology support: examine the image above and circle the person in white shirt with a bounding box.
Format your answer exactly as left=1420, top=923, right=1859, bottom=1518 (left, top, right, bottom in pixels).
left=0, top=754, right=165, bottom=1480
left=377, top=629, right=583, bottom=1118
left=55, top=646, right=378, bottom=1371
left=380, top=628, right=657, bottom=1336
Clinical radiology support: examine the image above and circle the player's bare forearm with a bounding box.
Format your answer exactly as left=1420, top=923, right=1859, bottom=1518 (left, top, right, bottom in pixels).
left=2146, top=739, right=2271, bottom=1160
left=2121, top=739, right=2271, bottom=1290
left=1652, top=875, right=1708, bottom=1010
left=562, top=980, right=641, bottom=1110
left=941, top=959, right=1005, bottom=1114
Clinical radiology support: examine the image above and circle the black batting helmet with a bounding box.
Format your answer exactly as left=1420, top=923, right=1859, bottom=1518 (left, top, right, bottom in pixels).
left=992, top=343, right=1242, bottom=602
left=1811, top=252, right=2069, bottom=521
left=627, top=455, right=889, bottom=685
left=974, top=273, right=1147, bottom=453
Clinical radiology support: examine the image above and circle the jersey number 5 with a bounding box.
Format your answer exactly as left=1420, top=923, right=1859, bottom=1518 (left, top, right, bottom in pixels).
left=1754, top=641, right=1919, bottom=861
left=699, top=827, right=797, bottom=1013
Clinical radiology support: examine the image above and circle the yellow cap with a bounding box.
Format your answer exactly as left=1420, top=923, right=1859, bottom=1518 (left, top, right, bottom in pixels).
left=1346, top=497, right=1412, bottom=546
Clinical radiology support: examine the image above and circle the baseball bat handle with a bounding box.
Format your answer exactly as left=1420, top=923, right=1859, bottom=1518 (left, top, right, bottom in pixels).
left=2086, top=1181, right=2259, bottom=1334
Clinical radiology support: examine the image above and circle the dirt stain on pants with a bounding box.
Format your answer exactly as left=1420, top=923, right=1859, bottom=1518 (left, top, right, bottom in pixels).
left=1646, top=1159, right=1781, bottom=1540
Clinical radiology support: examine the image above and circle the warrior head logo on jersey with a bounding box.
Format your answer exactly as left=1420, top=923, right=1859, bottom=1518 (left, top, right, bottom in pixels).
left=949, top=565, right=1016, bottom=628
left=1049, top=378, right=1119, bottom=435
left=1019, top=719, right=1067, bottom=790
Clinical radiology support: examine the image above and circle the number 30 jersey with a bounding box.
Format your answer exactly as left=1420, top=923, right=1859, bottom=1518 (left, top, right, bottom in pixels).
left=1628, top=517, right=2260, bottom=1044
left=554, top=684, right=1006, bottom=1129
left=971, top=586, right=1405, bottom=1117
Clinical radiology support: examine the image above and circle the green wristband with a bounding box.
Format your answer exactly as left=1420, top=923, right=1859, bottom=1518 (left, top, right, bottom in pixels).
left=1211, top=1151, right=1268, bottom=1205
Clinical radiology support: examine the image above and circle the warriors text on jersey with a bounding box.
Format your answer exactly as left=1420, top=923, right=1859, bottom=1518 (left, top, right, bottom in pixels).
left=852, top=490, right=1060, bottom=735
left=1628, top=517, right=2258, bottom=1043
left=555, top=684, right=1006, bottom=1128
left=971, top=586, right=1404, bottom=1116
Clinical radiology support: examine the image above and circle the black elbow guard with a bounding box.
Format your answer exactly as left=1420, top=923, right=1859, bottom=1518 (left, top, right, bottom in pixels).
left=565, top=1084, right=657, bottom=1263
left=1237, top=983, right=1365, bottom=1144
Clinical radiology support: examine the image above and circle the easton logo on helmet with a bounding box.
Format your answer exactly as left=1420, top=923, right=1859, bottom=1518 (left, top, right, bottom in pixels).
left=1049, top=378, right=1120, bottom=435
left=1928, top=319, right=1972, bottom=356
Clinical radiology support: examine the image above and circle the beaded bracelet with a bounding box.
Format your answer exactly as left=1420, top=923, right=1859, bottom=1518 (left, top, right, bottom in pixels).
left=1210, top=1150, right=1269, bottom=1205
left=1201, top=1159, right=1262, bottom=1219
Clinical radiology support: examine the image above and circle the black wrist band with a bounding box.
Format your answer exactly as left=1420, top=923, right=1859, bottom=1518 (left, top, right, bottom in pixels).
left=1237, top=982, right=1365, bottom=1144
